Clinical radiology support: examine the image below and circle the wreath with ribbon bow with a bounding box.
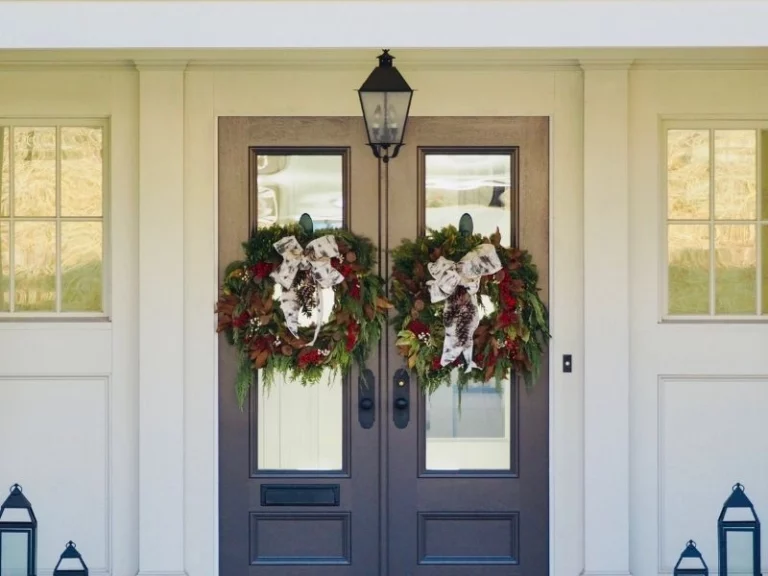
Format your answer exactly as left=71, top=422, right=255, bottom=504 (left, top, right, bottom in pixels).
left=390, top=225, right=550, bottom=394
left=216, top=223, right=391, bottom=407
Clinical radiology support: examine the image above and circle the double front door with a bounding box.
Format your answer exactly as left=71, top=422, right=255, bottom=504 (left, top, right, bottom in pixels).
left=217, top=116, right=550, bottom=575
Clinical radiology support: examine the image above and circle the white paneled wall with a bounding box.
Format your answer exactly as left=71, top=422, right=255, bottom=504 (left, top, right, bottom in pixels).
left=658, top=377, right=768, bottom=573
left=0, top=68, right=138, bottom=576
left=630, top=69, right=768, bottom=576
left=0, top=377, right=109, bottom=573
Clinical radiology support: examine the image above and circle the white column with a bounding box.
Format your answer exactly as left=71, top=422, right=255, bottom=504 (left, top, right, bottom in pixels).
left=136, top=61, right=187, bottom=576
left=581, top=61, right=632, bottom=576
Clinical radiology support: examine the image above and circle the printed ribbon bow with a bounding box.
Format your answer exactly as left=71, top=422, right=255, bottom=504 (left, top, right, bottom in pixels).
left=270, top=235, right=345, bottom=346
left=426, top=243, right=502, bottom=371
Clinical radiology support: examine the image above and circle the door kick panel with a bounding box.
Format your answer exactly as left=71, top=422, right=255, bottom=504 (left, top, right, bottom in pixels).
left=393, top=368, right=410, bottom=429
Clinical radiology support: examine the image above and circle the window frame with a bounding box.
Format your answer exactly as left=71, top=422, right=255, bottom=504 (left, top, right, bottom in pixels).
left=0, top=117, right=110, bottom=320
left=660, top=118, right=768, bottom=322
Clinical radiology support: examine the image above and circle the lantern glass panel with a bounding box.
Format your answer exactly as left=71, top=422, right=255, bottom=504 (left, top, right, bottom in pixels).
left=55, top=556, right=85, bottom=571
left=675, top=555, right=707, bottom=572
left=0, top=531, right=30, bottom=576
left=359, top=91, right=411, bottom=145
left=725, top=529, right=755, bottom=573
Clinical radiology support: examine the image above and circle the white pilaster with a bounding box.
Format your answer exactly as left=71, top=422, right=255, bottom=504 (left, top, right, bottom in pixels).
left=136, top=61, right=187, bottom=576
left=581, top=61, right=632, bottom=576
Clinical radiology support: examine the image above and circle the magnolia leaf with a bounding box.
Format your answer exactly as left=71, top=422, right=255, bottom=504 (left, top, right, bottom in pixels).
left=396, top=335, right=415, bottom=347
left=376, top=296, right=393, bottom=309
left=408, top=353, right=418, bottom=369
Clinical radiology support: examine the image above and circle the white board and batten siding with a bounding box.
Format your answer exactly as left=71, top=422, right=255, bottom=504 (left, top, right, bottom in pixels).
left=631, top=69, right=768, bottom=576
left=0, top=69, right=139, bottom=576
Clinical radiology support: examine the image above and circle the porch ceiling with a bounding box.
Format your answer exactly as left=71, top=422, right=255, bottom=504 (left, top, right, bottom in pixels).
left=1, top=1, right=768, bottom=52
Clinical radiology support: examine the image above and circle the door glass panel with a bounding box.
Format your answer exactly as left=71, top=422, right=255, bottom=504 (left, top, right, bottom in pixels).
left=253, top=152, right=345, bottom=472
left=423, top=151, right=514, bottom=472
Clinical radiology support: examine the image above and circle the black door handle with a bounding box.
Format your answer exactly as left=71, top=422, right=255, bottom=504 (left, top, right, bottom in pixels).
left=358, top=369, right=375, bottom=429
left=360, top=398, right=374, bottom=410
left=392, top=368, right=410, bottom=429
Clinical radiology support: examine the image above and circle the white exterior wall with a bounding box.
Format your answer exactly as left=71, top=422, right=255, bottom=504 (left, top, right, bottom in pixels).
left=1, top=51, right=767, bottom=576
left=629, top=69, right=768, bottom=576
left=0, top=68, right=139, bottom=576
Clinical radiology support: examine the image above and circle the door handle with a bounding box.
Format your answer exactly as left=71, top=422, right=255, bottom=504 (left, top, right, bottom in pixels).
left=392, top=368, right=410, bottom=429
left=358, top=369, right=375, bottom=429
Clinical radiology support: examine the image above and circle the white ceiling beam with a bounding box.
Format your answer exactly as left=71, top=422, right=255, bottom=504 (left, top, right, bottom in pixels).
left=1, top=1, right=768, bottom=50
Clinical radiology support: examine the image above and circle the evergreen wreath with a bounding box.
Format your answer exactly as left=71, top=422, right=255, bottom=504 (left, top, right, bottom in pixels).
left=216, top=223, right=391, bottom=407
left=390, top=225, right=550, bottom=394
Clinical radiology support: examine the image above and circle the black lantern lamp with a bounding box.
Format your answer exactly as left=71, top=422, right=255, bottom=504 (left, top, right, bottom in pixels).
left=673, top=540, right=709, bottom=575
left=53, top=541, right=88, bottom=576
left=357, top=49, right=414, bottom=163
left=0, top=484, right=37, bottom=576
left=718, top=483, right=761, bottom=576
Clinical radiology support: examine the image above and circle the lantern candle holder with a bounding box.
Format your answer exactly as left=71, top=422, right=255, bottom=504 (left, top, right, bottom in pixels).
left=52, top=541, right=88, bottom=576
left=0, top=483, right=37, bottom=576
left=673, top=540, right=709, bottom=575
left=718, top=482, right=761, bottom=576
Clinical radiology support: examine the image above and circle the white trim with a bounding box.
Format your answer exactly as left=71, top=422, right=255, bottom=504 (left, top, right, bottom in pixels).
left=3, top=1, right=768, bottom=49
left=582, top=67, right=631, bottom=575
left=182, top=66, right=585, bottom=576
left=137, top=67, right=186, bottom=574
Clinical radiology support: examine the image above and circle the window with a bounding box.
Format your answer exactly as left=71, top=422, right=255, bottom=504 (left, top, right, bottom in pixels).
left=0, top=121, right=106, bottom=316
left=665, top=125, right=768, bottom=318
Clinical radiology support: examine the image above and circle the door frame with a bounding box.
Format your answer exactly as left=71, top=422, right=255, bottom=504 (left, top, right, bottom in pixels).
left=181, top=65, right=586, bottom=575
left=212, top=114, right=557, bottom=574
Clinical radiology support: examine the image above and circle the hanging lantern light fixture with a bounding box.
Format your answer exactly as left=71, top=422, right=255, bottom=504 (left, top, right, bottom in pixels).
left=357, top=49, right=414, bottom=163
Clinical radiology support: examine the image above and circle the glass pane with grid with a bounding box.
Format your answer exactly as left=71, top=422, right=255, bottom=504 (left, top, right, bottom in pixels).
left=666, top=127, right=767, bottom=317
left=0, top=123, right=105, bottom=315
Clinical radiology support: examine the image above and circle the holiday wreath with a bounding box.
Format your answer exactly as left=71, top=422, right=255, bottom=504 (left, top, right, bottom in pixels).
left=391, top=226, right=550, bottom=394
left=216, top=223, right=390, bottom=407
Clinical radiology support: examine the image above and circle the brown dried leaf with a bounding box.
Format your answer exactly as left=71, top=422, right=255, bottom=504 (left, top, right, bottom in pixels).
left=254, top=349, right=270, bottom=369
left=376, top=296, right=393, bottom=310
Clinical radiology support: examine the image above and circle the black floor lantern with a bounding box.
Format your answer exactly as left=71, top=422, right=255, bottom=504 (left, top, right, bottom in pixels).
left=718, top=483, right=760, bottom=576
left=357, top=49, right=414, bottom=163
left=0, top=484, right=37, bottom=576
left=674, top=540, right=709, bottom=575
left=52, top=541, right=88, bottom=576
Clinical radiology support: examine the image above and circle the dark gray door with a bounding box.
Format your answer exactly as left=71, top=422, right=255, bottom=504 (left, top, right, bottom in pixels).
left=217, top=116, right=550, bottom=576
left=217, top=117, right=382, bottom=575
left=385, top=117, right=550, bottom=576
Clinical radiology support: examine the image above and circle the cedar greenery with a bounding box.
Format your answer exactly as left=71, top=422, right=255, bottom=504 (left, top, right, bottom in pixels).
left=390, top=225, right=550, bottom=394
left=216, top=224, right=390, bottom=408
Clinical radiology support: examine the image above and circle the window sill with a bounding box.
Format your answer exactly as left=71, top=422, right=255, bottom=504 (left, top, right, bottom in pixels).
left=660, top=315, right=768, bottom=324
